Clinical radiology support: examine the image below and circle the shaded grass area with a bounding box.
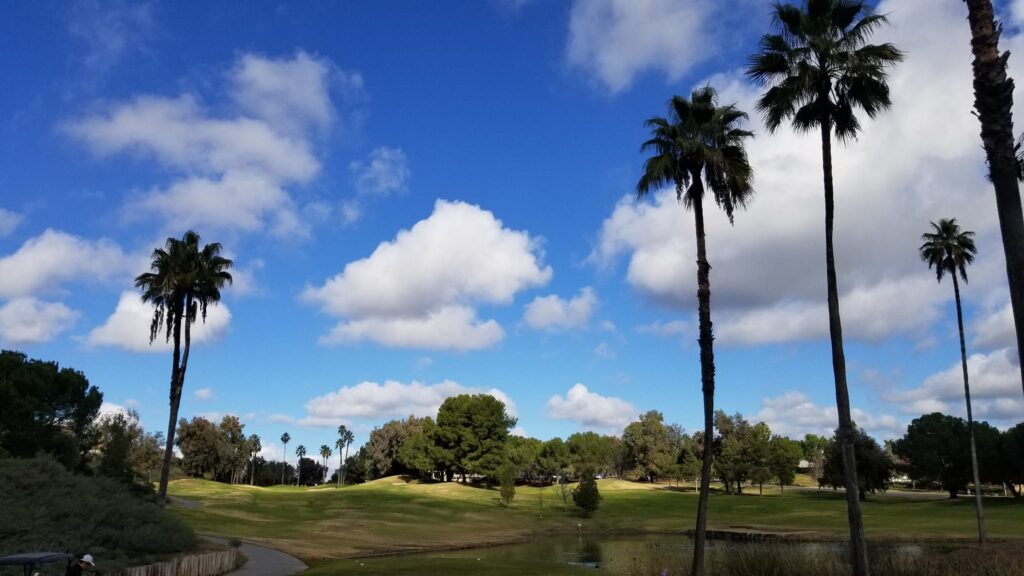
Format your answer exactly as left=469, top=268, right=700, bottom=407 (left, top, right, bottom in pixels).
left=0, top=458, right=196, bottom=575
left=169, top=477, right=1024, bottom=565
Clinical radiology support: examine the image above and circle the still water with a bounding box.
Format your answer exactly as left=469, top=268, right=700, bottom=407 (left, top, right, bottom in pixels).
left=401, top=533, right=890, bottom=575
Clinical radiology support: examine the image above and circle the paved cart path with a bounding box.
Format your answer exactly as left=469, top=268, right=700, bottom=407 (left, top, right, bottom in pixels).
left=202, top=536, right=307, bottom=576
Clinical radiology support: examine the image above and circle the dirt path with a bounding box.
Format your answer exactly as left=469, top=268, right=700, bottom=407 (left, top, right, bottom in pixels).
left=202, top=536, right=307, bottom=576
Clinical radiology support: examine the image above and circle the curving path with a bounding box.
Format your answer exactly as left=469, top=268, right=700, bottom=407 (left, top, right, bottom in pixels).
left=202, top=536, right=307, bottom=576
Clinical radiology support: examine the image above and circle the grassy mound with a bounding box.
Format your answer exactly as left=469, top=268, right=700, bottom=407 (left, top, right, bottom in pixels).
left=0, top=458, right=196, bottom=574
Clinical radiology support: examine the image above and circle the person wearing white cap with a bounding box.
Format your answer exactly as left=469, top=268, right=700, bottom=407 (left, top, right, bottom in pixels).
left=65, top=554, right=94, bottom=576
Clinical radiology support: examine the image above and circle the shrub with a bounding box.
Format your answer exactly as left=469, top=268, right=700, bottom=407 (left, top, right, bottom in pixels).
left=572, top=471, right=601, bottom=517
left=0, top=457, right=196, bottom=574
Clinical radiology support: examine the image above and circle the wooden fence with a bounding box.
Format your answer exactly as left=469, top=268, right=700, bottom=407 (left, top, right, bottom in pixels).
left=121, top=549, right=238, bottom=576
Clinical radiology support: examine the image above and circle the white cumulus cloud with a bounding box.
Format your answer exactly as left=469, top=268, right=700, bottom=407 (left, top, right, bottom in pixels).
left=350, top=146, right=410, bottom=196
left=302, top=379, right=517, bottom=427
left=0, top=209, right=22, bottom=237
left=887, top=348, right=1024, bottom=425
left=66, top=51, right=351, bottom=237
left=567, top=0, right=715, bottom=93
left=524, top=287, right=597, bottom=331
left=0, top=298, right=78, bottom=344
left=87, top=291, right=231, bottom=353
left=304, top=199, right=551, bottom=350
left=756, top=391, right=902, bottom=440
left=546, top=383, right=637, bottom=432
left=0, top=229, right=135, bottom=299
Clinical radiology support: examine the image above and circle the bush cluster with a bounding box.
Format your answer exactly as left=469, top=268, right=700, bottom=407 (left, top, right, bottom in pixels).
left=0, top=457, right=196, bottom=574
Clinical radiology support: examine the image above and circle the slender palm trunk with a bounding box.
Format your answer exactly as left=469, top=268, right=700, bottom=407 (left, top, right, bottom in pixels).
left=690, top=187, right=716, bottom=576
left=342, top=442, right=351, bottom=486
left=820, top=121, right=870, bottom=576
left=952, top=274, right=987, bottom=545
left=338, top=451, right=343, bottom=487
left=281, top=442, right=287, bottom=485
left=965, top=0, right=1024, bottom=398
left=157, top=306, right=184, bottom=500
left=251, top=454, right=256, bottom=486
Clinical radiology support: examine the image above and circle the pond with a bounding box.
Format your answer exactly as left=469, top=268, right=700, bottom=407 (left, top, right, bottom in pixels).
left=392, top=534, right=930, bottom=576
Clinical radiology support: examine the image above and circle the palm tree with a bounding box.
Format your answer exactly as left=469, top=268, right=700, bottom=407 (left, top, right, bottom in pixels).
left=319, top=445, right=332, bottom=483
left=920, top=218, right=986, bottom=544
left=747, top=3, right=902, bottom=574
left=337, top=425, right=355, bottom=487
left=249, top=434, right=262, bottom=486
left=280, top=432, right=291, bottom=485
left=295, top=445, right=306, bottom=486
left=964, top=0, right=1024, bottom=398
left=136, top=230, right=233, bottom=500
left=636, top=86, right=754, bottom=576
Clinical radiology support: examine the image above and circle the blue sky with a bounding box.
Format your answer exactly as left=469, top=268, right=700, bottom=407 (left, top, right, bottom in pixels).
left=3, top=0, right=1024, bottom=462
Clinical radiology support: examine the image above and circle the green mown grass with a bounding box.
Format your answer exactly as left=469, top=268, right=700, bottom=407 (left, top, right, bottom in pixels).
left=169, top=476, right=1024, bottom=566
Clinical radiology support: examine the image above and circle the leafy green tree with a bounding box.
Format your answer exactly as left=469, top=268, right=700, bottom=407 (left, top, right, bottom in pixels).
left=572, top=471, right=601, bottom=518
left=769, top=436, right=803, bottom=492
left=507, top=435, right=543, bottom=483
left=713, top=411, right=755, bottom=494
left=280, top=432, right=291, bottom=485
left=963, top=1, right=1024, bottom=394
left=366, top=416, right=430, bottom=479
left=623, top=410, right=673, bottom=482
left=636, top=86, right=754, bottom=576
left=136, top=230, right=232, bottom=499
left=436, top=394, right=516, bottom=481
left=800, top=433, right=829, bottom=484
left=895, top=413, right=1001, bottom=500
left=97, top=411, right=142, bottom=482
left=497, top=461, right=517, bottom=507
left=296, top=456, right=325, bottom=487
left=747, top=3, right=902, bottom=572
left=295, top=445, right=306, bottom=485
left=217, top=415, right=248, bottom=484
left=0, top=350, right=103, bottom=470
left=175, top=417, right=221, bottom=478
left=538, top=437, right=570, bottom=480
left=131, top=430, right=165, bottom=484
left=823, top=425, right=892, bottom=501
left=1001, top=422, right=1024, bottom=497
left=566, top=432, right=616, bottom=476
left=336, top=425, right=354, bottom=486
left=920, top=218, right=986, bottom=543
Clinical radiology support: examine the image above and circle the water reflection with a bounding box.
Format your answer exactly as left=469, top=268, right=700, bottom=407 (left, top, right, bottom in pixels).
left=413, top=534, right=931, bottom=576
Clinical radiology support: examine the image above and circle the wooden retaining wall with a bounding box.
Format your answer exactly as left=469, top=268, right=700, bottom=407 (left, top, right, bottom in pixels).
left=121, top=549, right=237, bottom=576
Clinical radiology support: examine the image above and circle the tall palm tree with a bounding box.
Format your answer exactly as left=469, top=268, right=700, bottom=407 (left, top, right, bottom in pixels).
left=920, top=218, right=986, bottom=544
left=136, top=230, right=233, bottom=500
left=636, top=86, right=754, bottom=576
left=337, top=426, right=355, bottom=487
left=747, top=3, right=902, bottom=574
left=319, top=445, right=332, bottom=483
left=964, top=0, right=1024, bottom=398
left=295, top=445, right=307, bottom=486
left=249, top=434, right=262, bottom=486
left=280, top=432, right=291, bottom=485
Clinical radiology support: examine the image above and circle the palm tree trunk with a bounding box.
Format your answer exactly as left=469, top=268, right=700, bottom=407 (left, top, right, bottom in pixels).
left=281, top=442, right=287, bottom=485
left=251, top=454, right=256, bottom=486
left=952, top=274, right=987, bottom=545
left=157, top=306, right=184, bottom=500
left=820, top=121, right=870, bottom=576
left=342, top=442, right=350, bottom=486
left=338, top=451, right=343, bottom=487
left=690, top=188, right=716, bottom=576
left=965, top=0, right=1024, bottom=398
